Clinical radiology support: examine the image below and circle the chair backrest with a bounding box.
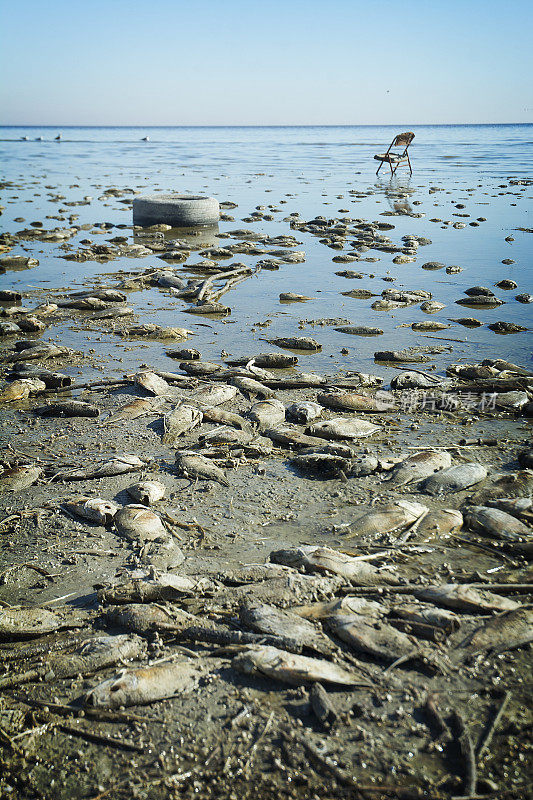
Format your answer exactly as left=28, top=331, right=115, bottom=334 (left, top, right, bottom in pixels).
left=393, top=132, right=415, bottom=148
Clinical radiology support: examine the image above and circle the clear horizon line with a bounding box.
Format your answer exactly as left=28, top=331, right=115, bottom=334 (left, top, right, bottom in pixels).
left=1, top=122, right=531, bottom=128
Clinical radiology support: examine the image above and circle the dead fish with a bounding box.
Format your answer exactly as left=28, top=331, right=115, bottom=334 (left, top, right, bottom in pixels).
left=286, top=401, right=323, bottom=424
left=0, top=634, right=145, bottom=689
left=0, top=465, right=42, bottom=492
left=374, top=349, right=431, bottom=363
left=231, top=376, right=275, bottom=399
left=421, top=463, right=488, bottom=495
left=489, top=321, right=527, bottom=334
left=390, top=372, right=444, bottom=390
left=59, top=297, right=109, bottom=310
left=420, top=302, right=446, bottom=314
left=0, top=290, right=22, bottom=302
left=227, top=352, right=298, bottom=368
left=185, top=301, right=230, bottom=315
left=464, top=286, right=494, bottom=297
left=327, top=614, right=416, bottom=664
left=52, top=454, right=145, bottom=481
left=127, top=480, right=166, bottom=504
left=232, top=645, right=365, bottom=686
left=37, top=400, right=100, bottom=417
left=0, top=321, right=22, bottom=336
left=7, top=343, right=72, bottom=362
left=98, top=572, right=215, bottom=604
left=483, top=358, right=533, bottom=377
left=103, top=396, right=166, bottom=424
left=200, top=405, right=251, bottom=430
left=343, top=501, right=428, bottom=540
left=190, top=383, right=238, bottom=406
left=391, top=603, right=460, bottom=633
left=265, top=373, right=326, bottom=389
left=416, top=509, right=463, bottom=538
left=264, top=424, right=325, bottom=449
left=459, top=607, right=533, bottom=652
left=162, top=404, right=203, bottom=445
left=157, top=273, right=187, bottom=289
left=299, top=442, right=356, bottom=458
left=386, top=450, right=452, bottom=488
left=74, top=288, right=127, bottom=302
left=10, top=364, right=72, bottom=389
left=0, top=607, right=86, bottom=640
left=247, top=399, right=286, bottom=430
left=307, top=417, right=381, bottom=440
left=63, top=497, right=120, bottom=525
left=239, top=602, right=335, bottom=655
left=267, top=336, right=322, bottom=352
left=270, top=545, right=398, bottom=585
left=114, top=505, right=168, bottom=543
left=102, top=603, right=195, bottom=635
left=495, top=391, right=530, bottom=410
left=412, top=321, right=449, bottom=331
left=290, top=452, right=351, bottom=476
left=349, top=454, right=379, bottom=477
left=199, top=426, right=253, bottom=446
left=372, top=299, right=409, bottom=311
left=469, top=470, right=533, bottom=504
left=125, top=324, right=192, bottom=340
left=167, top=348, right=201, bottom=360
left=17, top=315, right=47, bottom=333
left=175, top=451, right=229, bottom=485
left=89, top=306, right=134, bottom=320
left=179, top=361, right=222, bottom=376
left=382, top=289, right=431, bottom=302
left=0, top=378, right=46, bottom=402
left=317, top=391, right=396, bottom=413
left=463, top=505, right=531, bottom=542
left=335, top=325, right=383, bottom=336
left=293, top=596, right=384, bottom=621
left=449, top=317, right=483, bottom=327
left=134, top=370, right=171, bottom=396
left=486, top=497, right=533, bottom=523
left=279, top=292, right=313, bottom=302
left=85, top=660, right=206, bottom=708
left=31, top=302, right=58, bottom=317
left=456, top=296, right=503, bottom=307
left=416, top=584, right=520, bottom=613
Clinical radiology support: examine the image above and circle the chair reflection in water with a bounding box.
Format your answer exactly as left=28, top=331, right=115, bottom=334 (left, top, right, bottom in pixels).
left=374, top=132, right=414, bottom=176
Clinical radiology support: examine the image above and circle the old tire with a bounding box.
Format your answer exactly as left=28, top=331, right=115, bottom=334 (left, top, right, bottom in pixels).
left=133, top=194, right=220, bottom=227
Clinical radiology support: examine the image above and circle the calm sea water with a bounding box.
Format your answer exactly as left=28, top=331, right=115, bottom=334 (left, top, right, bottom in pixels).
left=1, top=125, right=532, bottom=379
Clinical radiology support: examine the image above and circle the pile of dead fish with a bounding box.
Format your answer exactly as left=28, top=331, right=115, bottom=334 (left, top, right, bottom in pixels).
left=1, top=545, right=532, bottom=709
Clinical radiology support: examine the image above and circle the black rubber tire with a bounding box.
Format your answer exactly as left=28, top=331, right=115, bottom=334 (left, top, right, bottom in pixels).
left=133, top=194, right=220, bottom=227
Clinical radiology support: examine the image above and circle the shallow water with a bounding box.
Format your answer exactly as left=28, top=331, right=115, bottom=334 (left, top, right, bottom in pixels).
left=1, top=124, right=532, bottom=381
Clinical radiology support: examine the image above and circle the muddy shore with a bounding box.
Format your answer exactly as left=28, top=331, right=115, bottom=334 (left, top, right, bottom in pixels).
left=0, top=168, right=532, bottom=800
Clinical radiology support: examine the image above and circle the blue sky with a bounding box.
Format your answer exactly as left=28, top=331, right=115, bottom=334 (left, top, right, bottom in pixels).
left=1, top=0, right=532, bottom=125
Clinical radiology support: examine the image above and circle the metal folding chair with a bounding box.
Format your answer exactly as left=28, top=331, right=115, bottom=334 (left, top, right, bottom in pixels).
left=374, top=132, right=414, bottom=176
